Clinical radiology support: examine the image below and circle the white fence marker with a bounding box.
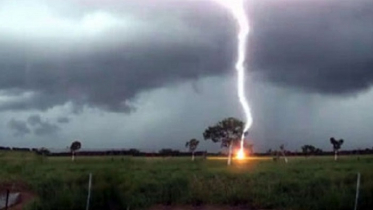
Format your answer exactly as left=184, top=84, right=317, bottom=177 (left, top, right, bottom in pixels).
left=86, top=173, right=93, bottom=210
left=354, top=172, right=361, bottom=210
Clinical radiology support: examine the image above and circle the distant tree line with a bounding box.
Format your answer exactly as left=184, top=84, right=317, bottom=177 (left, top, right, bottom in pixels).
left=47, top=149, right=211, bottom=157
left=262, top=148, right=373, bottom=157
left=1, top=146, right=373, bottom=157
left=0, top=118, right=371, bottom=161
left=0, top=146, right=38, bottom=152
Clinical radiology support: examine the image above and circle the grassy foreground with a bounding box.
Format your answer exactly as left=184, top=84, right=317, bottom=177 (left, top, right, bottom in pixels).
left=0, top=152, right=372, bottom=210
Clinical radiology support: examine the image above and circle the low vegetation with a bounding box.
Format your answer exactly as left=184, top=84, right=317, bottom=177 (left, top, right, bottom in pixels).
left=0, top=151, right=372, bottom=210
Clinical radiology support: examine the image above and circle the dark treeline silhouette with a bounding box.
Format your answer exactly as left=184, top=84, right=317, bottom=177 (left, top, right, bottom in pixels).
left=301, top=145, right=323, bottom=157
left=0, top=146, right=38, bottom=152
left=48, top=150, right=212, bottom=157
left=258, top=148, right=373, bottom=157
left=1, top=146, right=373, bottom=157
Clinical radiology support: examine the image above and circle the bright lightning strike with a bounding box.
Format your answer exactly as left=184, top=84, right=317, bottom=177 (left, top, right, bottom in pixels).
left=236, top=149, right=245, bottom=160
left=214, top=0, right=253, bottom=157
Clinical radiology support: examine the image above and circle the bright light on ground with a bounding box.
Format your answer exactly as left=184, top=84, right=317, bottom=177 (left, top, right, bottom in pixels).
left=236, top=149, right=245, bottom=160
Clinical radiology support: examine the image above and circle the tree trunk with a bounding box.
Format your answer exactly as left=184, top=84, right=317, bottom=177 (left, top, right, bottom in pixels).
left=334, top=151, right=338, bottom=161
left=72, top=151, right=75, bottom=162
left=227, top=143, right=232, bottom=165
left=192, top=152, right=195, bottom=161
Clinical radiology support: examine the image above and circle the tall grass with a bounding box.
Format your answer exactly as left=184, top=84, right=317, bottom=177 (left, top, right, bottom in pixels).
left=0, top=152, right=372, bottom=210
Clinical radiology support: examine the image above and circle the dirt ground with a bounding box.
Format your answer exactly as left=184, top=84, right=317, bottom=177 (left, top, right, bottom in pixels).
left=0, top=181, right=36, bottom=210
left=148, top=205, right=257, bottom=210
left=1, top=182, right=258, bottom=210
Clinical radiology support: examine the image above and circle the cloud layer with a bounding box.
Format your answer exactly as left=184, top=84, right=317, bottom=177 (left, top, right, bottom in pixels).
left=0, top=0, right=372, bottom=115
left=8, top=119, right=31, bottom=136
left=8, top=114, right=60, bottom=137
left=250, top=0, right=373, bottom=94
left=0, top=0, right=235, bottom=113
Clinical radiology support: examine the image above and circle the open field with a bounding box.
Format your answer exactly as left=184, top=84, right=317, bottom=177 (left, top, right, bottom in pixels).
left=0, top=152, right=372, bottom=210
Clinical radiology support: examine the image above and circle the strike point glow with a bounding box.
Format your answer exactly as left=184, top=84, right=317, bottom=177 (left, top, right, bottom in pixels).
left=214, top=0, right=253, bottom=157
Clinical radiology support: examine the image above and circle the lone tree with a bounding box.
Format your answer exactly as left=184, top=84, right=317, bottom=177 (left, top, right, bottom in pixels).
left=203, top=117, right=244, bottom=165
left=70, top=141, right=82, bottom=162
left=185, top=139, right=200, bottom=161
left=330, top=137, right=344, bottom=161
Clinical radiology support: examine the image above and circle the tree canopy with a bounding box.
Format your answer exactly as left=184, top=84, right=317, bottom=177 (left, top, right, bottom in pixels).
left=203, top=117, right=244, bottom=148
left=70, top=141, right=82, bottom=152
left=185, top=139, right=200, bottom=152
left=330, top=137, right=344, bottom=151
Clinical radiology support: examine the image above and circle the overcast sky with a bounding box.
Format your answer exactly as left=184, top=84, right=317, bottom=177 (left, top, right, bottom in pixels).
left=0, top=0, right=372, bottom=152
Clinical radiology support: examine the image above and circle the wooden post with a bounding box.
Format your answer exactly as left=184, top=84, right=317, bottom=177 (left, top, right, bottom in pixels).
left=86, top=173, right=93, bottom=210
left=5, top=189, right=9, bottom=210
left=354, top=172, right=361, bottom=210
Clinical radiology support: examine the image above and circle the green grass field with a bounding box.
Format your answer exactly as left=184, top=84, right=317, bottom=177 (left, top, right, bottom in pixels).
left=0, top=151, right=372, bottom=210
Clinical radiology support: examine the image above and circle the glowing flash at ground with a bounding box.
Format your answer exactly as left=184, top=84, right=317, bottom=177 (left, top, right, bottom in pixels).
left=214, top=0, right=253, bottom=153
left=236, top=149, right=245, bottom=160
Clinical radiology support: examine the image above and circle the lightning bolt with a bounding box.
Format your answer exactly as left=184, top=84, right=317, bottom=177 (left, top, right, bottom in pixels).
left=214, top=0, right=253, bottom=155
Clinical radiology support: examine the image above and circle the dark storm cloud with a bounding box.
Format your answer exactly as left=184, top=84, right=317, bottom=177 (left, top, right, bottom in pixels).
left=8, top=119, right=31, bottom=137
left=250, top=0, right=373, bottom=94
left=33, top=122, right=59, bottom=136
left=0, top=42, right=234, bottom=112
left=0, top=0, right=372, bottom=113
left=26, top=114, right=60, bottom=136
left=0, top=0, right=235, bottom=112
left=57, top=117, right=70, bottom=124
left=27, top=114, right=42, bottom=126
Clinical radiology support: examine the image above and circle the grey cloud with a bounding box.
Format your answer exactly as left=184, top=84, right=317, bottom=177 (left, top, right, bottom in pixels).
left=0, top=26, right=234, bottom=113
left=34, top=122, right=59, bottom=136
left=0, top=0, right=235, bottom=113
left=27, top=114, right=42, bottom=126
left=8, top=119, right=31, bottom=137
left=57, top=117, right=70, bottom=124
left=26, top=114, right=60, bottom=136
left=0, top=0, right=372, bottom=114
left=250, top=0, right=373, bottom=94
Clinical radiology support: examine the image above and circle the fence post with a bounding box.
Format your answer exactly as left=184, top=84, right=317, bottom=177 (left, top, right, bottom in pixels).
left=5, top=189, right=9, bottom=210
left=86, top=173, right=93, bottom=210
left=354, top=172, right=361, bottom=210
